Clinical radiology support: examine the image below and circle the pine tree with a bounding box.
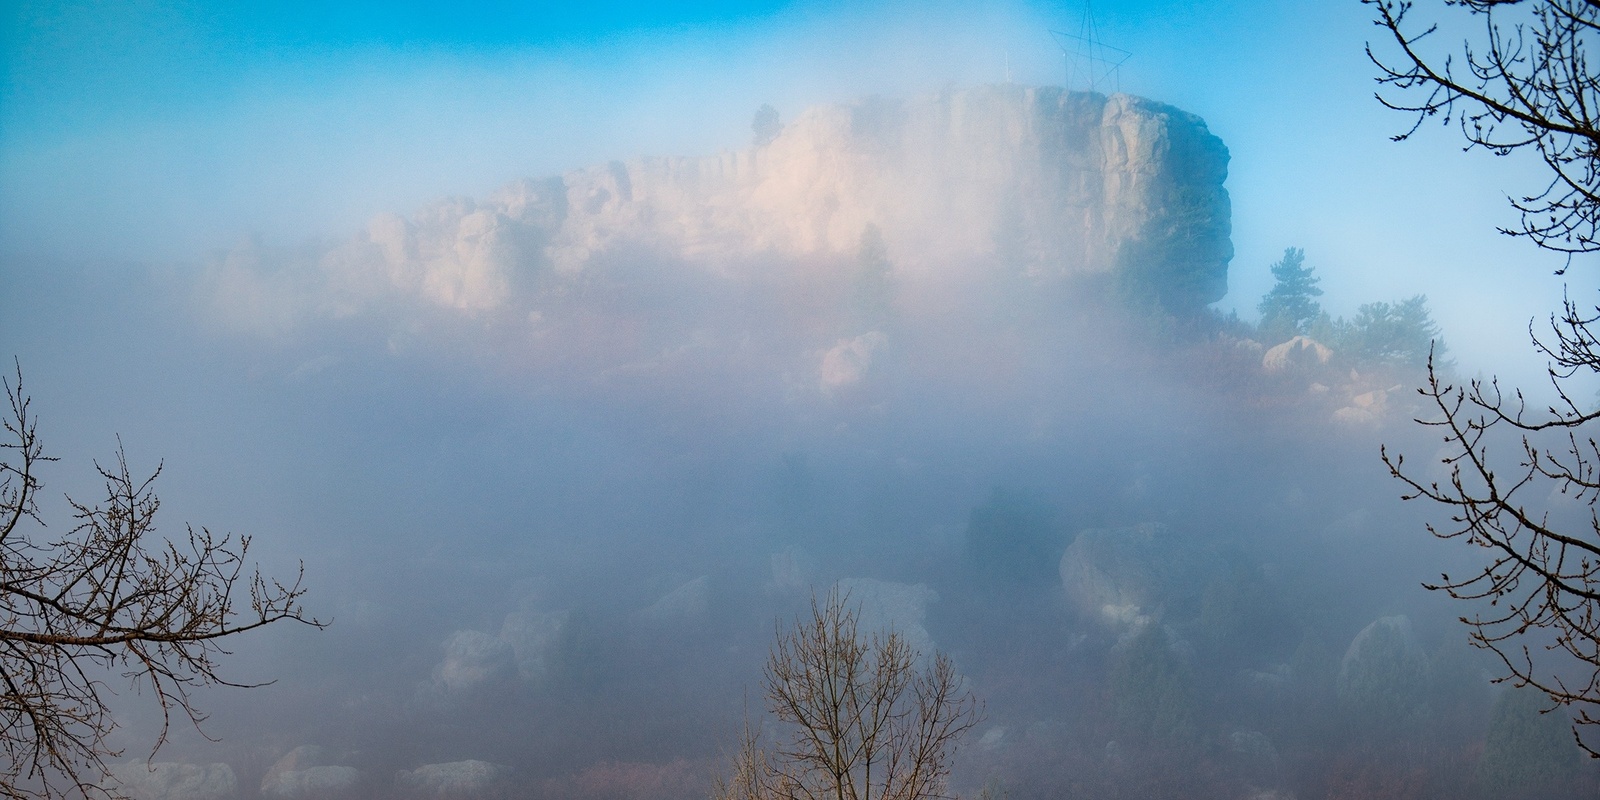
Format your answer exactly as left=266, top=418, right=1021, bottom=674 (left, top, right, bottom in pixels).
left=751, top=104, right=782, bottom=147
left=1257, top=247, right=1323, bottom=344
left=1473, top=686, right=1579, bottom=799
left=1341, top=294, right=1447, bottom=371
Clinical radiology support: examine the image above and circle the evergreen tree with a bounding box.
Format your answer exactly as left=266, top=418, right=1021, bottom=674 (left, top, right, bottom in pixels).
left=1336, top=615, right=1432, bottom=738
left=1107, top=623, right=1196, bottom=743
left=751, top=104, right=783, bottom=147
left=1473, top=686, right=1580, bottom=799
left=850, top=224, right=894, bottom=328
left=1257, top=247, right=1323, bottom=343
left=1341, top=294, right=1448, bottom=371
left=963, top=487, right=1057, bottom=589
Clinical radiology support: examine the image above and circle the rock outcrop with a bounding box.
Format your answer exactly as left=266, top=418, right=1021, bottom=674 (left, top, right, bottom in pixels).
left=531, top=86, right=1232, bottom=300
left=214, top=84, right=1232, bottom=322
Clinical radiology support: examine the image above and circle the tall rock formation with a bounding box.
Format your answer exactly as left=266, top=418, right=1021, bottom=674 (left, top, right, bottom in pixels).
left=237, top=85, right=1231, bottom=320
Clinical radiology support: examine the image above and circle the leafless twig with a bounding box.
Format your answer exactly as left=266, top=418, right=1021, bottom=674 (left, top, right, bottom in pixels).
left=0, top=362, right=324, bottom=797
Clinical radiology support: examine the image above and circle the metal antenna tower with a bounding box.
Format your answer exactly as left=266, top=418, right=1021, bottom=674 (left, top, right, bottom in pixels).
left=1049, top=1, right=1130, bottom=94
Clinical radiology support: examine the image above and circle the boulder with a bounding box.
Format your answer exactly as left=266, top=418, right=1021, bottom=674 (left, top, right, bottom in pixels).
left=1261, top=336, right=1332, bottom=374
left=105, top=763, right=236, bottom=800
left=499, top=605, right=570, bottom=682
left=834, top=578, right=938, bottom=655
left=975, top=726, right=1008, bottom=752
left=819, top=331, right=888, bottom=393
left=1059, top=523, right=1171, bottom=626
left=768, top=546, right=813, bottom=593
left=433, top=630, right=518, bottom=695
left=641, top=576, right=711, bottom=622
left=260, top=746, right=360, bottom=800
left=1332, top=383, right=1405, bottom=426
left=395, top=761, right=510, bottom=800
left=261, top=767, right=359, bottom=800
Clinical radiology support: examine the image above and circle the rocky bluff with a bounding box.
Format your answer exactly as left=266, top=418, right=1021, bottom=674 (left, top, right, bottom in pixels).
left=322, top=84, right=1231, bottom=316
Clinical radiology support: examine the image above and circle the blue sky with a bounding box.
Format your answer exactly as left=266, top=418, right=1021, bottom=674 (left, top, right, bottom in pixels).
left=2, top=0, right=1591, bottom=381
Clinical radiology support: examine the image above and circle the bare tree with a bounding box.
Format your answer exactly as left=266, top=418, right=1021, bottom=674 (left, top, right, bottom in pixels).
left=713, top=589, right=980, bottom=800
left=1368, top=0, right=1600, bottom=258
left=0, top=364, right=323, bottom=797
left=1367, top=0, right=1600, bottom=755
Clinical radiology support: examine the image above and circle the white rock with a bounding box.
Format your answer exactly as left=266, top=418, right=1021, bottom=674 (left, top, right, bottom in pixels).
left=433, top=630, right=517, bottom=695
left=1261, top=336, right=1332, bottom=373
left=769, top=546, right=813, bottom=593
left=259, top=746, right=361, bottom=800
left=395, top=760, right=510, bottom=799
left=1060, top=523, right=1166, bottom=627
left=260, top=766, right=359, bottom=800
left=642, top=575, right=711, bottom=621
left=498, top=606, right=569, bottom=682
left=106, top=763, right=237, bottom=800
left=820, top=331, right=887, bottom=392
left=834, top=578, right=939, bottom=655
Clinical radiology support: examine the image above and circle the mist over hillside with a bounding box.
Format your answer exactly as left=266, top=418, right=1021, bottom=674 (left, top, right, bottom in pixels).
left=3, top=83, right=1591, bottom=800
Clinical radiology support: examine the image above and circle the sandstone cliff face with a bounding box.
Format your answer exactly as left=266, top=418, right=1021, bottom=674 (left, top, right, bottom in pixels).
left=311, top=84, right=1230, bottom=315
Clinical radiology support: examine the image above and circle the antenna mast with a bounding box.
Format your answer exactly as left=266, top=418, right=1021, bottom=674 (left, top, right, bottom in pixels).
left=1049, top=1, right=1131, bottom=94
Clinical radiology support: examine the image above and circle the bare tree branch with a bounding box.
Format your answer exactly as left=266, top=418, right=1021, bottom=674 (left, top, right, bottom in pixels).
left=1367, top=0, right=1600, bottom=756
left=1368, top=0, right=1600, bottom=261
left=0, top=363, right=324, bottom=797
left=712, top=589, right=980, bottom=800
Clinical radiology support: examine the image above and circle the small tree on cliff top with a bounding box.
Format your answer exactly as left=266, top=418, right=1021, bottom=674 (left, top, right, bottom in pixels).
left=1257, top=247, right=1324, bottom=344
left=753, top=105, right=783, bottom=147
left=1343, top=295, right=1448, bottom=372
